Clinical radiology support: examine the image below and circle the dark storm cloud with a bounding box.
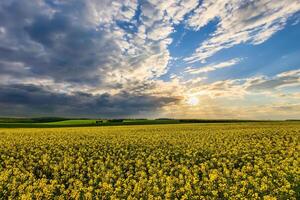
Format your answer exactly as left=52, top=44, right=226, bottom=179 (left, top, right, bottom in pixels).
left=25, top=15, right=121, bottom=84
left=0, top=0, right=123, bottom=84
left=0, top=84, right=179, bottom=117
left=0, top=0, right=169, bottom=87
left=0, top=1, right=118, bottom=84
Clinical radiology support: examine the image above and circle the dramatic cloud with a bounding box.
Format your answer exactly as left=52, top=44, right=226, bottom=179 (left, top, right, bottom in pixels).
left=186, top=0, right=300, bottom=63
left=0, top=0, right=174, bottom=88
left=0, top=0, right=299, bottom=118
left=0, top=0, right=185, bottom=117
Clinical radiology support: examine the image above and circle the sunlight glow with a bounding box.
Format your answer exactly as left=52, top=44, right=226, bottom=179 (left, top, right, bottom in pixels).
left=187, top=96, right=199, bottom=106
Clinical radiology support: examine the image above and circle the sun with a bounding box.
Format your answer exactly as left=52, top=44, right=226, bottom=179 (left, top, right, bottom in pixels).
left=187, top=96, right=199, bottom=106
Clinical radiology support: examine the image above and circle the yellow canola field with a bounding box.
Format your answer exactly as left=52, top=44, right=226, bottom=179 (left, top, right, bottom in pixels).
left=0, top=123, right=299, bottom=199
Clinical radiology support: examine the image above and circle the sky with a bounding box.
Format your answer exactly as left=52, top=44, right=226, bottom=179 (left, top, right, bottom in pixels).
left=0, top=0, right=300, bottom=119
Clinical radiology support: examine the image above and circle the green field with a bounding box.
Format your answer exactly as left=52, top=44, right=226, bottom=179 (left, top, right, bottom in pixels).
left=0, top=117, right=280, bottom=128
left=44, top=119, right=99, bottom=125
left=0, top=122, right=299, bottom=199
left=47, top=119, right=180, bottom=126
left=0, top=119, right=180, bottom=128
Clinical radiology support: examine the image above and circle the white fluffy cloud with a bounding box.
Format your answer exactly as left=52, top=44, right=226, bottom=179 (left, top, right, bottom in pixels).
left=186, top=0, right=300, bottom=63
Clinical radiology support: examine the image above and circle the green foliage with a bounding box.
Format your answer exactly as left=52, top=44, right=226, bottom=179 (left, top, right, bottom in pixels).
left=0, top=123, right=299, bottom=199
